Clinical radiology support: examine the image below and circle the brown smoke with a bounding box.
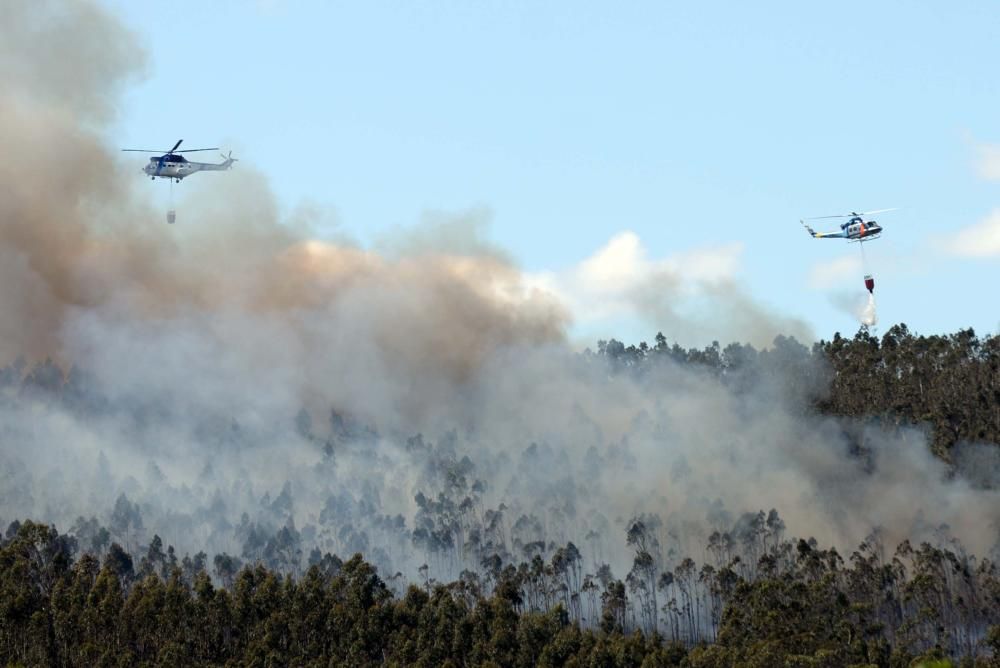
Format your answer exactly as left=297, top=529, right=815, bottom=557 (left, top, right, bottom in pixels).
left=5, top=2, right=999, bottom=571
left=0, top=1, right=567, bottom=402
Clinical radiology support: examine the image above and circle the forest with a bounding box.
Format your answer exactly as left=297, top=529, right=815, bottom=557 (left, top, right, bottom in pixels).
left=4, top=2, right=1000, bottom=664
left=1, top=324, right=999, bottom=666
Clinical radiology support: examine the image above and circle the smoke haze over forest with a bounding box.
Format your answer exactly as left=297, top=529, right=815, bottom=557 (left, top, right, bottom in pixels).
left=2, top=0, right=1000, bottom=598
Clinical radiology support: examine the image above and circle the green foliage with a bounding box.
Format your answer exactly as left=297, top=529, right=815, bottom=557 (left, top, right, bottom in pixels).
left=596, top=325, right=1000, bottom=457
left=2, top=325, right=999, bottom=666
left=814, top=325, right=1000, bottom=456
left=4, top=518, right=1000, bottom=667
left=0, top=520, right=694, bottom=666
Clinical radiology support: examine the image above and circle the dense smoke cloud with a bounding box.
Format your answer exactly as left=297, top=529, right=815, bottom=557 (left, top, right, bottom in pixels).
left=2, top=1, right=999, bottom=589
left=0, top=0, right=565, bottom=405
left=529, top=233, right=814, bottom=349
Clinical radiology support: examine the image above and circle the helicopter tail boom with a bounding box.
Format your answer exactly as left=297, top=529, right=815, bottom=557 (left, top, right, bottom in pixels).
left=190, top=152, right=238, bottom=171
left=800, top=220, right=844, bottom=239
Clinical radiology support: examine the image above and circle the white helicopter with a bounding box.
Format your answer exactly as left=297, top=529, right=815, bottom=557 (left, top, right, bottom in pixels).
left=800, top=208, right=898, bottom=294
left=122, top=139, right=237, bottom=183
left=800, top=208, right=897, bottom=242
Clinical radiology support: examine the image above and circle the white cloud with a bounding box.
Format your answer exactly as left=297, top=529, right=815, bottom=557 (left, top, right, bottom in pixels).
left=808, top=255, right=862, bottom=289
left=526, top=232, right=743, bottom=323
left=976, top=143, right=1000, bottom=181
left=948, top=209, right=1000, bottom=257
left=526, top=232, right=812, bottom=348
left=255, top=0, right=287, bottom=15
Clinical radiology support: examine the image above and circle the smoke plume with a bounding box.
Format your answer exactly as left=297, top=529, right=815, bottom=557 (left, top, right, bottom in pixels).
left=2, top=1, right=999, bottom=587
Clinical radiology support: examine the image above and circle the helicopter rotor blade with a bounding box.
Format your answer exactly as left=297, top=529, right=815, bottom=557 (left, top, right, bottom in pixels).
left=855, top=207, right=898, bottom=216
left=122, top=141, right=218, bottom=153
left=803, top=207, right=899, bottom=220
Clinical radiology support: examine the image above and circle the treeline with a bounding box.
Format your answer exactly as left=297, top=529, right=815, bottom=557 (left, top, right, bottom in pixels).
left=2, top=324, right=1000, bottom=665
left=4, top=323, right=998, bottom=460
left=4, top=520, right=1000, bottom=667
left=595, top=324, right=1000, bottom=457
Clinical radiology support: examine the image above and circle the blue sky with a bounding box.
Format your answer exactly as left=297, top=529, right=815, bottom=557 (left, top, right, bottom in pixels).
left=100, top=0, right=999, bottom=347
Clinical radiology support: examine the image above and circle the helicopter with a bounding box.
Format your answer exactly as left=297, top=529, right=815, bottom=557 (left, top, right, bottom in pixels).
left=122, top=139, right=237, bottom=183
left=800, top=208, right=897, bottom=242
left=801, top=208, right=898, bottom=295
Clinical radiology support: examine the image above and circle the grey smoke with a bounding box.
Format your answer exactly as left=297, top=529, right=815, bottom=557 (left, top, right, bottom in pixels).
left=1, top=1, right=999, bottom=588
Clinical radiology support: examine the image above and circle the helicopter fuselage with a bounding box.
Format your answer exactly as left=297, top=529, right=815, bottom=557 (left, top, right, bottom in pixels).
left=802, top=216, right=883, bottom=242
left=841, top=217, right=882, bottom=241
left=143, top=155, right=234, bottom=181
